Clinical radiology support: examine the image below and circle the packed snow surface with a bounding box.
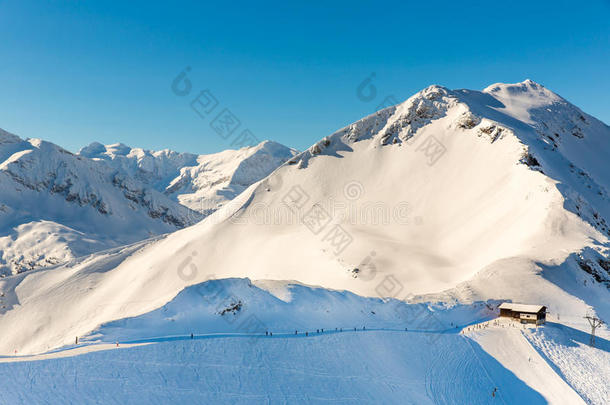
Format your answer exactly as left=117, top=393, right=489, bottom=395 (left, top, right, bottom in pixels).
left=0, top=331, right=546, bottom=404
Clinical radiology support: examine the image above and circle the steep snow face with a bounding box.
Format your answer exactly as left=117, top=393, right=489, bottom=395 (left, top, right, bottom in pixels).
left=141, top=81, right=603, bottom=297
left=0, top=131, right=196, bottom=275
left=80, top=140, right=298, bottom=216
left=0, top=81, right=609, bottom=355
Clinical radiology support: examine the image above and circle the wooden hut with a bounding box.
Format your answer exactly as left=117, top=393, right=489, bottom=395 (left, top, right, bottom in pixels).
left=498, top=303, right=546, bottom=325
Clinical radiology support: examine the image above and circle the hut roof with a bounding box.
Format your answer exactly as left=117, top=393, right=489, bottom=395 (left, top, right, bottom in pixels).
left=498, top=303, right=545, bottom=313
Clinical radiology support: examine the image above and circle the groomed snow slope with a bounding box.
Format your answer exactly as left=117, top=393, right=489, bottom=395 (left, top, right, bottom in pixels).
left=0, top=331, right=567, bottom=404
left=0, top=80, right=608, bottom=357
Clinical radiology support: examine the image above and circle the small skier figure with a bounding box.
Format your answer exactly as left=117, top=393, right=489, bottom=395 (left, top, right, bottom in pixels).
left=190, top=333, right=194, bottom=339
left=295, top=330, right=298, bottom=335
left=492, top=387, right=497, bottom=398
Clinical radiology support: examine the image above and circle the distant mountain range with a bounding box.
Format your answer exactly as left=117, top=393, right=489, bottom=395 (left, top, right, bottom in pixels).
left=0, top=130, right=296, bottom=275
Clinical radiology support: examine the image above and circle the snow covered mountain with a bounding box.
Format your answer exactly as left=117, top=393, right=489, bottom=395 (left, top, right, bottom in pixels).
left=1, top=80, right=609, bottom=403
left=79, top=140, right=298, bottom=217
left=0, top=130, right=295, bottom=275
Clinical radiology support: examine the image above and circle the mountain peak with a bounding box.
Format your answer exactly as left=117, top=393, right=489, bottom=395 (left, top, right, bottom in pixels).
left=413, top=84, right=453, bottom=100
left=252, top=139, right=299, bottom=156
left=482, top=79, right=563, bottom=104
left=104, top=142, right=132, bottom=156
left=79, top=141, right=140, bottom=158
left=78, top=141, right=106, bottom=157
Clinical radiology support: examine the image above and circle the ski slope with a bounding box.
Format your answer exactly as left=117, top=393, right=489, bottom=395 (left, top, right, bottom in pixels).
left=0, top=330, right=564, bottom=404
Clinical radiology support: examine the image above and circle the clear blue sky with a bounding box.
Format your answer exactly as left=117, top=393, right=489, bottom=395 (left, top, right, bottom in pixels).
left=1, top=0, right=609, bottom=154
